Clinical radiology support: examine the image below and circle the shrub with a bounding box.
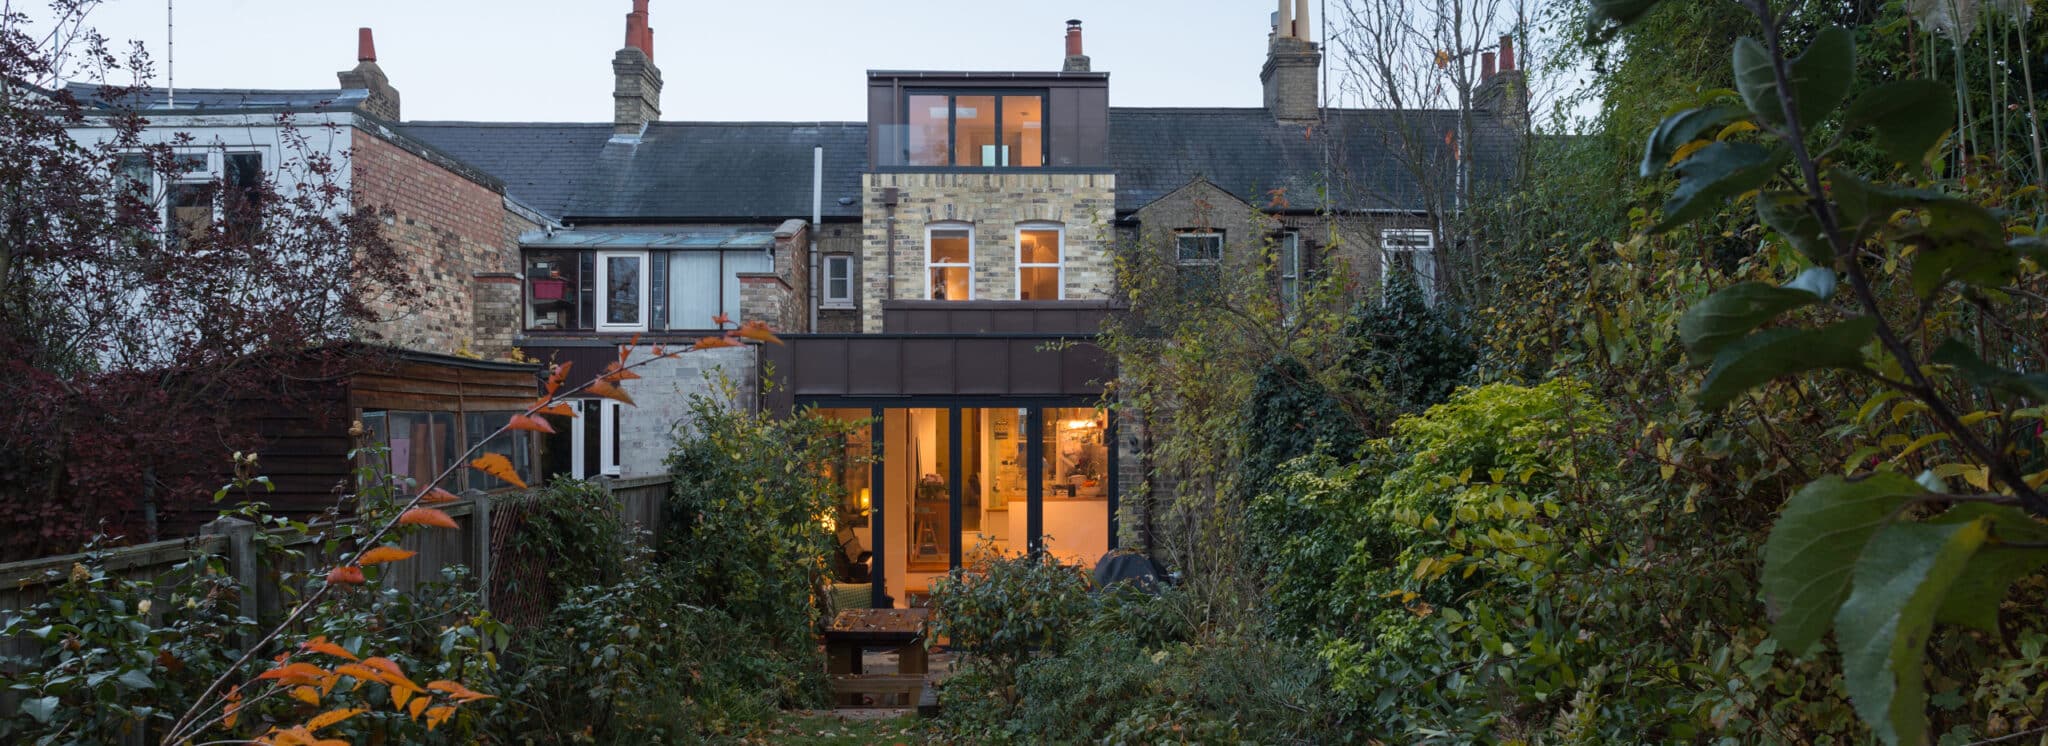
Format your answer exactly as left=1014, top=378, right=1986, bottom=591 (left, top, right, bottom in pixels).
left=1342, top=272, right=1475, bottom=422
left=1237, top=356, right=1367, bottom=502
left=929, top=551, right=1092, bottom=675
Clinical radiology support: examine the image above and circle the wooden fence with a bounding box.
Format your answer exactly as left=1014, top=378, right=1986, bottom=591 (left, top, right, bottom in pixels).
left=0, top=475, right=674, bottom=663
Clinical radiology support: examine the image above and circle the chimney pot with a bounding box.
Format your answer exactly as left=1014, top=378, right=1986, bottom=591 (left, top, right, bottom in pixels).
left=1065, top=19, right=1083, bottom=57
left=1275, top=0, right=1293, bottom=39
left=1498, top=34, right=1515, bottom=72
left=1294, top=0, right=1311, bottom=41
left=1481, top=51, right=1496, bottom=80
left=357, top=28, right=376, bottom=63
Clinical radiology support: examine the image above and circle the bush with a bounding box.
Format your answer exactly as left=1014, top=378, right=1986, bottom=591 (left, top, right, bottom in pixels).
left=1342, top=272, right=1475, bottom=422
left=929, top=551, right=1092, bottom=676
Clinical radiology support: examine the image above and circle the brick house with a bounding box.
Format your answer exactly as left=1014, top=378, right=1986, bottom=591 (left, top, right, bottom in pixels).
left=63, top=1, right=1519, bottom=597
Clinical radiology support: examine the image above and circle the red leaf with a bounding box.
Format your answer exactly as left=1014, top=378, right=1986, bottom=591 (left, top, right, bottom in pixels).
left=398, top=508, right=459, bottom=529
left=533, top=399, right=576, bottom=417
left=544, top=362, right=572, bottom=396
left=712, top=313, right=733, bottom=327
left=735, top=320, right=783, bottom=345
left=325, top=566, right=365, bottom=585
left=299, top=636, right=360, bottom=661
left=601, top=360, right=642, bottom=382
left=691, top=336, right=740, bottom=351
left=506, top=414, right=555, bottom=434
left=420, top=487, right=461, bottom=504
left=356, top=546, right=416, bottom=566
left=585, top=379, right=636, bottom=406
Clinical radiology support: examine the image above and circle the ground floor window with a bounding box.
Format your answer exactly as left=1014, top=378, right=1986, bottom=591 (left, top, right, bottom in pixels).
left=813, top=402, right=1115, bottom=609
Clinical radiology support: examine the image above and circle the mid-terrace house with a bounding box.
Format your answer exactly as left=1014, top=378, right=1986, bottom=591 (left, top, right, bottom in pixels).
left=402, top=1, right=1523, bottom=608
left=56, top=29, right=557, bottom=533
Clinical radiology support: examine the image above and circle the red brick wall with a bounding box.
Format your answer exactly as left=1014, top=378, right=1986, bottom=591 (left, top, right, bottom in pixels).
left=351, top=132, right=533, bottom=355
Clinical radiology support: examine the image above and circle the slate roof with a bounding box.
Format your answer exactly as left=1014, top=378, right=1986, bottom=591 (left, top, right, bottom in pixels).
left=1108, top=107, right=1518, bottom=214
left=396, top=122, right=618, bottom=219
left=62, top=83, right=365, bottom=113
left=565, top=122, right=868, bottom=222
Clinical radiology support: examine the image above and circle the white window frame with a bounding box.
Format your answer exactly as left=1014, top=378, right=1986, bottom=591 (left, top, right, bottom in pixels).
left=1277, top=231, right=1302, bottom=312
left=595, top=250, right=650, bottom=332
left=1175, top=231, right=1224, bottom=266
left=822, top=254, right=855, bottom=308
left=116, top=147, right=270, bottom=245
left=1015, top=222, right=1065, bottom=301
left=599, top=400, right=623, bottom=477
left=925, top=223, right=975, bottom=301
left=566, top=400, right=588, bottom=480
left=1379, top=229, right=1438, bottom=306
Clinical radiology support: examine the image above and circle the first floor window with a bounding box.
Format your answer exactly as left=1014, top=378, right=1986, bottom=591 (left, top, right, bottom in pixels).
left=114, top=149, right=266, bottom=248
left=823, top=254, right=855, bottom=307
left=1381, top=229, right=1437, bottom=305
left=597, top=251, right=649, bottom=331
left=928, top=225, right=974, bottom=301
left=1175, top=230, right=1224, bottom=296
left=1017, top=223, right=1064, bottom=300
left=1277, top=232, right=1302, bottom=314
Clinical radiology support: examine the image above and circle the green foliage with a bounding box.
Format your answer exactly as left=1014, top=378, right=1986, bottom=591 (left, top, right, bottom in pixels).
left=929, top=552, right=1093, bottom=676
left=663, top=392, right=861, bottom=680
left=0, top=544, right=251, bottom=745
left=1238, top=356, right=1367, bottom=501
left=1341, top=273, right=1476, bottom=423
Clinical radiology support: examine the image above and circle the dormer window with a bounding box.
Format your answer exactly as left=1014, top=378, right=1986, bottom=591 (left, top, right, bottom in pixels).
left=904, top=91, right=1045, bottom=168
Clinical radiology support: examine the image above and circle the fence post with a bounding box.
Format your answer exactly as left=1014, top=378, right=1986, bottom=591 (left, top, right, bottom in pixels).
left=470, top=493, right=493, bottom=612
left=201, top=516, right=261, bottom=647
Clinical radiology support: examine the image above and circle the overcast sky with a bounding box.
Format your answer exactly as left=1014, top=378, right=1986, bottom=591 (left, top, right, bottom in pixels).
left=29, top=0, right=1315, bottom=123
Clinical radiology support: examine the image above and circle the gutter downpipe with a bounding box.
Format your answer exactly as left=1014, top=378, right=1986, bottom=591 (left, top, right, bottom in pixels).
left=811, top=145, right=823, bottom=332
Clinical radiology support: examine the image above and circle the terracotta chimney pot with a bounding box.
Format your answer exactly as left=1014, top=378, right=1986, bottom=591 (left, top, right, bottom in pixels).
left=1481, top=51, right=1496, bottom=80
left=357, top=28, right=376, bottom=63
left=1065, top=19, right=1083, bottom=57
left=1499, top=34, right=1515, bottom=72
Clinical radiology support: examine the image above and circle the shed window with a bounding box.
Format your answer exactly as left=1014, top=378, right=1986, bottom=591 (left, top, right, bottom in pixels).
left=362, top=410, right=537, bottom=492
left=465, top=412, right=535, bottom=491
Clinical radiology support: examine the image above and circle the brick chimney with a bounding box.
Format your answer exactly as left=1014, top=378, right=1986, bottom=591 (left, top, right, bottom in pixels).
left=1261, top=0, right=1320, bottom=122
left=613, top=0, right=663, bottom=135
left=1062, top=19, right=1091, bottom=72
left=337, top=28, right=401, bottom=120
left=1474, top=34, right=1527, bottom=131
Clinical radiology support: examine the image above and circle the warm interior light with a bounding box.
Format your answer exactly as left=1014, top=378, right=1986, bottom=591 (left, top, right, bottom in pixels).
left=1065, top=419, right=1098, bottom=430
left=859, top=487, right=871, bottom=510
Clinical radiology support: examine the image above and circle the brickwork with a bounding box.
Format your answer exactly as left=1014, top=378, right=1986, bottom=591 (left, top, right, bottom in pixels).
left=612, top=48, right=662, bottom=135
left=351, top=131, right=528, bottom=355
left=816, top=227, right=863, bottom=333
left=615, top=345, right=754, bottom=477
left=859, top=172, right=1117, bottom=333
left=471, top=274, right=523, bottom=359
left=1261, top=36, right=1322, bottom=122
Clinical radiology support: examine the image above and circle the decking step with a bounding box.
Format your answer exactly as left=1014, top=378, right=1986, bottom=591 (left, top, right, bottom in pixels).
left=828, top=673, right=927, bottom=696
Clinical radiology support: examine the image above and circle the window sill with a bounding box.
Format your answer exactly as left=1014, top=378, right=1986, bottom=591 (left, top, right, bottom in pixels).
left=820, top=303, right=857, bottom=311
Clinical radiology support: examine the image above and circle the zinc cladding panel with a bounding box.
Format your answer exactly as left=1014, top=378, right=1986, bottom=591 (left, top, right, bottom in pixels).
left=954, top=339, right=1010, bottom=395
left=901, top=339, right=956, bottom=393
left=1009, top=339, right=1062, bottom=395
left=847, top=339, right=905, bottom=395
left=792, top=338, right=850, bottom=395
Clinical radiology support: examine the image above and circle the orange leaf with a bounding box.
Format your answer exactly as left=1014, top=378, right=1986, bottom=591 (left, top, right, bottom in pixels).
left=391, top=683, right=415, bottom=710
left=469, top=453, right=528, bottom=488
left=357, top=546, right=416, bottom=566
left=307, top=707, right=365, bottom=731
left=534, top=401, right=575, bottom=417
left=506, top=414, right=556, bottom=434
left=290, top=685, right=321, bottom=706
left=363, top=656, right=406, bottom=680
left=420, top=487, right=461, bottom=504
left=544, top=362, right=572, bottom=396
left=735, top=320, right=783, bottom=345
left=299, top=636, right=359, bottom=661
left=424, top=704, right=457, bottom=731
left=691, top=336, right=740, bottom=350
left=408, top=695, right=430, bottom=719
left=713, top=313, right=733, bottom=327
left=427, top=679, right=495, bottom=702
left=325, top=565, right=365, bottom=585
left=399, top=508, right=460, bottom=529
left=333, top=662, right=388, bottom=686
left=584, top=379, right=636, bottom=406
left=601, top=360, right=642, bottom=382
left=650, top=344, right=666, bottom=356
left=223, top=685, right=242, bottom=729
left=258, top=662, right=332, bottom=687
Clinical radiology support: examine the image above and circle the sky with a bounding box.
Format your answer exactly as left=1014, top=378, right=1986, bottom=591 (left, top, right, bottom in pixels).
left=26, top=0, right=1311, bottom=123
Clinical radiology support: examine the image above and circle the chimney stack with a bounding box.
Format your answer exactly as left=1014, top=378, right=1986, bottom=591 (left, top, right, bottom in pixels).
left=337, top=27, right=401, bottom=120
left=1498, top=35, right=1515, bottom=72
left=1481, top=51, right=1496, bottom=81
left=1262, top=0, right=1321, bottom=122
left=613, top=0, right=664, bottom=135
left=1474, top=33, right=1527, bottom=132
left=1062, top=19, right=1091, bottom=72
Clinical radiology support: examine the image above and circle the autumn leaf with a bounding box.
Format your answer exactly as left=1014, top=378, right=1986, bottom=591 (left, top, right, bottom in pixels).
left=290, top=685, right=321, bottom=706
left=325, top=565, right=365, bottom=585
left=427, top=679, right=494, bottom=702
left=534, top=400, right=576, bottom=417
left=362, top=656, right=408, bottom=682
left=307, top=707, right=366, bottom=731
left=692, top=336, right=741, bottom=350
left=424, top=704, right=457, bottom=731
left=420, top=487, right=461, bottom=504
left=585, top=379, right=636, bottom=406
left=408, top=695, right=430, bottom=719
left=258, top=662, right=332, bottom=687
left=469, top=453, right=528, bottom=488
left=544, top=362, right=571, bottom=396
left=333, top=662, right=388, bottom=686
left=713, top=313, right=733, bottom=327
left=735, top=319, right=783, bottom=345
left=601, top=360, right=642, bottom=382
left=398, top=508, right=460, bottom=529
left=506, top=414, right=555, bottom=434
left=356, top=546, right=416, bottom=566
left=299, top=636, right=359, bottom=661
left=223, top=685, right=242, bottom=729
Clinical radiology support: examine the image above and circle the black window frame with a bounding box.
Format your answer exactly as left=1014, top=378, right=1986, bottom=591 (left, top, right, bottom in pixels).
left=900, top=88, right=1049, bottom=169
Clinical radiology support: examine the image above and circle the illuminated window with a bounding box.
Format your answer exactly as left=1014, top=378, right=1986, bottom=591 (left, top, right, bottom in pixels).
left=1016, top=223, right=1063, bottom=300
left=902, top=92, right=1045, bottom=167
left=927, top=224, right=974, bottom=301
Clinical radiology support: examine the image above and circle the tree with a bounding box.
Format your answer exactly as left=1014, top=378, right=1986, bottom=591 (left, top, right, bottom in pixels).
left=0, top=2, right=414, bottom=557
